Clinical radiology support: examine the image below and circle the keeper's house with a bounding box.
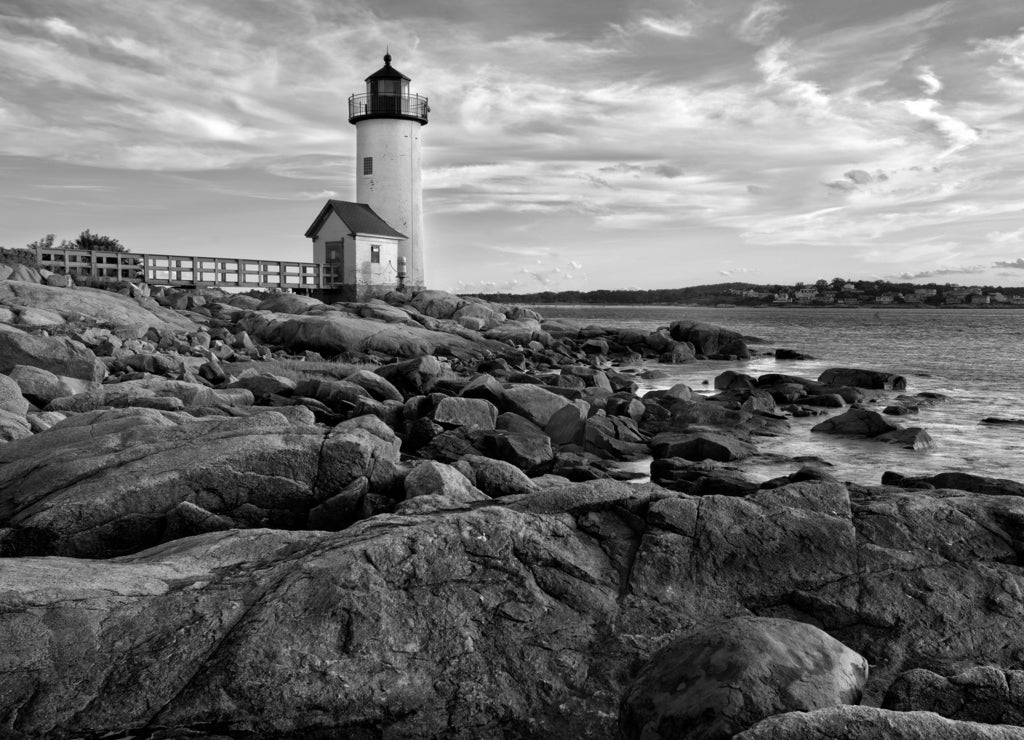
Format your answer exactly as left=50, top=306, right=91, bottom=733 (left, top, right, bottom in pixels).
left=305, top=199, right=405, bottom=301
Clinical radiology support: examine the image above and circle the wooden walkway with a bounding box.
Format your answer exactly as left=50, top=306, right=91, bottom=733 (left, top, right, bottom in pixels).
left=34, top=248, right=339, bottom=290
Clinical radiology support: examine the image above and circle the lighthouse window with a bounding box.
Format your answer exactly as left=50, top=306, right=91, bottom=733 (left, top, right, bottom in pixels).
left=370, top=244, right=381, bottom=263
left=363, top=157, right=373, bottom=175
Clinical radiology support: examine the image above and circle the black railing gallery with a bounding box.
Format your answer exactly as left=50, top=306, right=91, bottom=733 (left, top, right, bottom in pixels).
left=348, top=93, right=429, bottom=123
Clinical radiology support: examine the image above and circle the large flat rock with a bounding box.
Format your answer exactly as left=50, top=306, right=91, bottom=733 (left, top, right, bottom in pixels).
left=236, top=309, right=512, bottom=360
left=3, top=480, right=1024, bottom=737
left=0, top=329, right=107, bottom=381
left=735, top=706, right=1024, bottom=739
left=0, top=280, right=197, bottom=333
left=0, top=407, right=399, bottom=557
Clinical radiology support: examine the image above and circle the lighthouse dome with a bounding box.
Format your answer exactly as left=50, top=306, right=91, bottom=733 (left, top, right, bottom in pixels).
left=365, top=52, right=411, bottom=83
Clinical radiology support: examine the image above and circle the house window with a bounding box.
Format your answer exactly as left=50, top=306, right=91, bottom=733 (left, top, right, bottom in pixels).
left=363, top=157, right=373, bottom=175
left=370, top=245, right=380, bottom=264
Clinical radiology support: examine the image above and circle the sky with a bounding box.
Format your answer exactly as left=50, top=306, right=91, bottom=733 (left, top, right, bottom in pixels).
left=2, top=0, right=1024, bottom=293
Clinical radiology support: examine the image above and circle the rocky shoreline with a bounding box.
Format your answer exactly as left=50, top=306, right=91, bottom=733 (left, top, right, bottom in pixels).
left=2, top=272, right=1024, bottom=739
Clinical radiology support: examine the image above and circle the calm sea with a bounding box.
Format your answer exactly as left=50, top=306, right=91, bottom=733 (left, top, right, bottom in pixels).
left=534, top=305, right=1024, bottom=486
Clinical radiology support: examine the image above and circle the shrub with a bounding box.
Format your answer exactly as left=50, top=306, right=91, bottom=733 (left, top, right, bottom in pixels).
left=0, top=247, right=42, bottom=269
left=241, top=289, right=277, bottom=301
left=25, top=231, right=130, bottom=253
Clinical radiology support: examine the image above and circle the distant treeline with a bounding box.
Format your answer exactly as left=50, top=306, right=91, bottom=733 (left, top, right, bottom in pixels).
left=469, top=280, right=1024, bottom=305
left=469, top=283, right=764, bottom=305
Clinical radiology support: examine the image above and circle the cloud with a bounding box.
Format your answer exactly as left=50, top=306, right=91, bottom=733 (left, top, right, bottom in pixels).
left=609, top=13, right=696, bottom=40
left=638, top=15, right=694, bottom=38
left=891, top=266, right=988, bottom=280
left=34, top=184, right=112, bottom=191
left=993, top=258, right=1024, bottom=269
left=42, top=17, right=86, bottom=39
left=860, top=239, right=968, bottom=265
left=846, top=170, right=875, bottom=185
left=824, top=169, right=890, bottom=191
left=475, top=252, right=590, bottom=292
left=516, top=259, right=589, bottom=289
left=903, top=98, right=980, bottom=155
left=917, top=66, right=943, bottom=95
left=756, top=41, right=830, bottom=109
left=488, top=245, right=553, bottom=258
left=654, top=164, right=684, bottom=178
left=736, top=0, right=785, bottom=44
left=104, top=36, right=166, bottom=63
left=598, top=162, right=683, bottom=179
left=988, top=228, right=1024, bottom=244
left=825, top=180, right=856, bottom=193
left=972, top=27, right=1024, bottom=72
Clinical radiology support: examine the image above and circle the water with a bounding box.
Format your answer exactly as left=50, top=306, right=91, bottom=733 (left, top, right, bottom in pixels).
left=534, top=305, right=1024, bottom=486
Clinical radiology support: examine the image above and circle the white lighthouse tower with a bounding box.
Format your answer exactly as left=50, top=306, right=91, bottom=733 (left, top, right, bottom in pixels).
left=348, top=52, right=429, bottom=291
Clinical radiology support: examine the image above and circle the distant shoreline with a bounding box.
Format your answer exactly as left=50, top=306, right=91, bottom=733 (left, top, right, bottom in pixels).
left=473, top=281, right=1024, bottom=309
left=527, top=302, right=1024, bottom=310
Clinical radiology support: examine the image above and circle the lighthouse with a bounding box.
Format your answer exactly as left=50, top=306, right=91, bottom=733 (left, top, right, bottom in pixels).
left=348, top=52, right=429, bottom=291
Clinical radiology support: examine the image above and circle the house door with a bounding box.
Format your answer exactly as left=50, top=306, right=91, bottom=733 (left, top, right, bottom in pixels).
left=325, top=240, right=345, bottom=286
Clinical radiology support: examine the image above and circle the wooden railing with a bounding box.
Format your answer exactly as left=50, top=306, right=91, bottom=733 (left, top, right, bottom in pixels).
left=34, top=248, right=340, bottom=289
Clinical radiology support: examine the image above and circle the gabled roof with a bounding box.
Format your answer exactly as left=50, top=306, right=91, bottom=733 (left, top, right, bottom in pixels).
left=305, top=200, right=407, bottom=240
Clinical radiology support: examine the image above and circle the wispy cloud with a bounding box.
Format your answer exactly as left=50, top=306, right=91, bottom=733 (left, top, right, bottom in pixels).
left=890, top=266, right=988, bottom=280
left=34, top=184, right=113, bottom=191
left=735, top=0, right=785, bottom=44
left=41, top=17, right=86, bottom=39
left=638, top=15, right=695, bottom=38
left=917, top=66, right=943, bottom=95
left=989, top=228, right=1024, bottom=244
left=993, top=258, right=1024, bottom=269
left=972, top=27, right=1024, bottom=72
left=903, top=99, right=979, bottom=155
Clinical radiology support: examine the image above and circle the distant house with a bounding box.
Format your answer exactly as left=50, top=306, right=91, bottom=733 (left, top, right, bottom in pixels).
left=305, top=200, right=406, bottom=301
left=773, top=292, right=791, bottom=303
left=968, top=293, right=991, bottom=305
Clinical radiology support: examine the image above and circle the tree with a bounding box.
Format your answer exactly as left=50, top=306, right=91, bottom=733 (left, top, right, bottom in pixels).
left=25, top=234, right=68, bottom=250
left=25, top=232, right=127, bottom=252
left=814, top=279, right=829, bottom=292
left=70, top=230, right=128, bottom=252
